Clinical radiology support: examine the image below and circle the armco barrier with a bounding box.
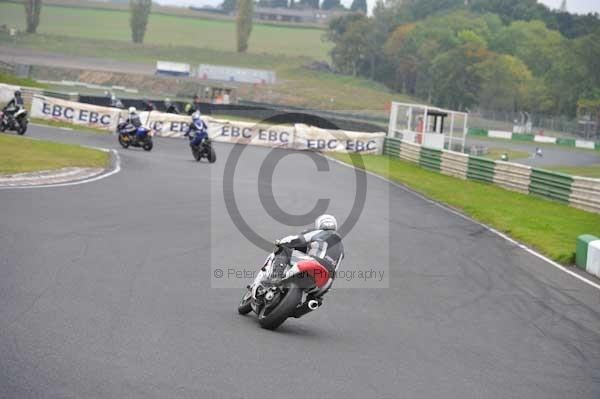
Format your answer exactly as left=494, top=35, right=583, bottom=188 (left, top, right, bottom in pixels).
left=493, top=161, right=532, bottom=194
left=419, top=147, right=442, bottom=172
left=529, top=169, right=573, bottom=204
left=382, top=137, right=600, bottom=214
left=467, top=156, right=495, bottom=184
left=570, top=177, right=600, bottom=213
left=440, top=151, right=468, bottom=179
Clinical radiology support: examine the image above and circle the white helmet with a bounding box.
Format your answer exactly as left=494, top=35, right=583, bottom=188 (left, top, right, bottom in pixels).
left=315, top=214, right=337, bottom=231
left=128, top=106, right=137, bottom=115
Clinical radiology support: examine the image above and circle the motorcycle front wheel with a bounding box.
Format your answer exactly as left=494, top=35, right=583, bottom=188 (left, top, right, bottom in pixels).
left=118, top=134, right=129, bottom=149
left=192, top=147, right=202, bottom=162
left=238, top=290, right=253, bottom=315
left=17, top=121, right=27, bottom=135
left=258, top=283, right=302, bottom=330
left=208, top=147, right=216, bottom=163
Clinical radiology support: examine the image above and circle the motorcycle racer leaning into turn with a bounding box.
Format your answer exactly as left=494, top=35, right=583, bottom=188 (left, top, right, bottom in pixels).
left=2, top=90, right=25, bottom=122
left=183, top=111, right=208, bottom=146
left=121, top=107, right=149, bottom=143
left=271, top=214, right=344, bottom=299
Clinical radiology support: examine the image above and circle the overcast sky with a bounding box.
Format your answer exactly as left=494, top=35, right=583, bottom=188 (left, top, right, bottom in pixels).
left=155, top=0, right=600, bottom=14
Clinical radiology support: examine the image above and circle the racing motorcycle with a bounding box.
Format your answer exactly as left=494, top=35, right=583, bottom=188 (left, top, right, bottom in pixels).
left=0, top=108, right=28, bottom=135
left=238, top=246, right=331, bottom=330
left=117, top=123, right=153, bottom=151
left=189, top=134, right=216, bottom=163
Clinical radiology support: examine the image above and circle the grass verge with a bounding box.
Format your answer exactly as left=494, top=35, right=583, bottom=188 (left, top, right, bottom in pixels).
left=0, top=31, right=409, bottom=111
left=0, top=2, right=330, bottom=60
left=0, top=71, right=47, bottom=88
left=329, top=153, right=600, bottom=264
left=484, top=148, right=530, bottom=161
left=548, top=165, right=600, bottom=178
left=30, top=118, right=110, bottom=135
left=0, top=134, right=110, bottom=175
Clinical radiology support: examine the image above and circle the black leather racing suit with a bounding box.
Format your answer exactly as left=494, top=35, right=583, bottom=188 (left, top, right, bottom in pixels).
left=274, top=229, right=344, bottom=297
left=3, top=96, right=25, bottom=121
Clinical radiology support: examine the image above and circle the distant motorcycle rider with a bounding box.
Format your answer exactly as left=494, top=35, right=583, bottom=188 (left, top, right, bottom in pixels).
left=273, top=214, right=344, bottom=298
left=121, top=107, right=148, bottom=142
left=109, top=93, right=124, bottom=109
left=184, top=111, right=208, bottom=146
left=2, top=90, right=25, bottom=123
left=164, top=98, right=180, bottom=114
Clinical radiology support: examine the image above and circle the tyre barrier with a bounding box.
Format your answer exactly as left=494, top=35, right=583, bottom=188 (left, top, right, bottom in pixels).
left=383, top=137, right=600, bottom=214
left=493, top=161, right=531, bottom=194
left=529, top=169, right=573, bottom=204
left=576, top=235, right=600, bottom=278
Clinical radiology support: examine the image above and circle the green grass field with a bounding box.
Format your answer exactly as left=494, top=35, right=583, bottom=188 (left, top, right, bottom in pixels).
left=548, top=164, right=600, bottom=178
left=0, top=71, right=47, bottom=88
left=484, top=148, right=530, bottom=161
left=0, top=134, right=110, bottom=174
left=330, top=153, right=600, bottom=264
left=0, top=2, right=331, bottom=60
left=0, top=32, right=404, bottom=111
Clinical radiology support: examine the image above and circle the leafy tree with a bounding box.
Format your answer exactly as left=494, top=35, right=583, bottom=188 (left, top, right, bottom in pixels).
left=474, top=54, right=533, bottom=111
left=492, top=20, right=564, bottom=76
left=129, top=0, right=152, bottom=44
left=430, top=31, right=491, bottom=110
left=236, top=0, right=254, bottom=53
left=350, top=0, right=367, bottom=14
left=24, top=0, right=43, bottom=34
left=399, top=0, right=465, bottom=22
left=470, top=0, right=548, bottom=24
left=321, top=0, right=341, bottom=10
left=221, top=0, right=237, bottom=13
left=260, top=0, right=289, bottom=7
left=577, top=91, right=600, bottom=138
left=329, top=17, right=377, bottom=77
left=299, top=0, right=319, bottom=8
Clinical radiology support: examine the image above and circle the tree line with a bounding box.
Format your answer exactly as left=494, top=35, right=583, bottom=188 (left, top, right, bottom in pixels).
left=223, top=0, right=367, bottom=13
left=326, top=0, right=600, bottom=120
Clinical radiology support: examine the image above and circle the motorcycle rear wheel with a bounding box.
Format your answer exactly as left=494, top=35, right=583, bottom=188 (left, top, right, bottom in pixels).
left=143, top=139, right=153, bottom=152
left=238, top=290, right=253, bottom=315
left=258, top=283, right=302, bottom=330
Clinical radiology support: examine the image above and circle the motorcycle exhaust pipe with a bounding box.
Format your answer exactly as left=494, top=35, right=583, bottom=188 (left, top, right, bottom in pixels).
left=294, top=299, right=321, bottom=318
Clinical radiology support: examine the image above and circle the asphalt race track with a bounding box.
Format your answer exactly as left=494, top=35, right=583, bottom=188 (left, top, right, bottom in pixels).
left=1, top=125, right=600, bottom=399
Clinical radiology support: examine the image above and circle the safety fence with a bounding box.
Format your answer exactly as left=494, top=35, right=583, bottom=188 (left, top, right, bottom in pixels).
left=468, top=128, right=600, bottom=151
left=28, top=94, right=386, bottom=154
left=384, top=137, right=600, bottom=214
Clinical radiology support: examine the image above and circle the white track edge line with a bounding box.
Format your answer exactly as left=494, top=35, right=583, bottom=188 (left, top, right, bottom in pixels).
left=0, top=149, right=121, bottom=190
left=325, top=155, right=600, bottom=291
